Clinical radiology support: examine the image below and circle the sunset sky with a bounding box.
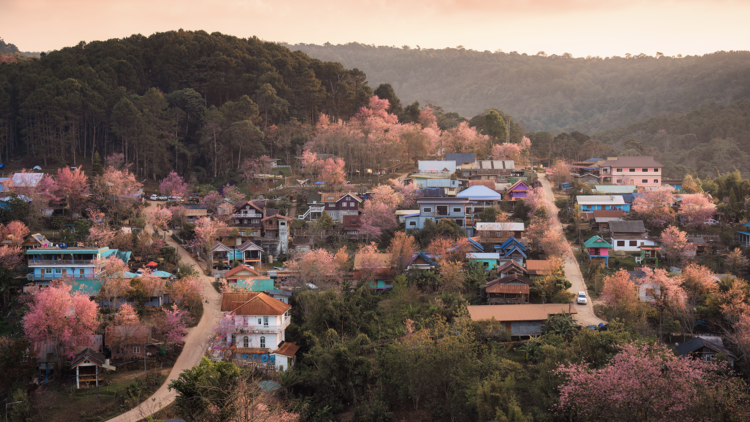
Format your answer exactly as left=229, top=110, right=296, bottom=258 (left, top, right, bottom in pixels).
left=2, top=0, right=749, bottom=57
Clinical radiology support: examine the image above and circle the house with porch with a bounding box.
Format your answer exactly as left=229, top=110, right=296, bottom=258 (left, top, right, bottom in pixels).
left=609, top=220, right=657, bottom=252
left=467, top=304, right=577, bottom=337
left=736, top=222, right=750, bottom=247
left=526, top=259, right=553, bottom=276
left=446, top=153, right=476, bottom=171
left=584, top=235, right=612, bottom=268
left=463, top=160, right=515, bottom=182
left=404, top=197, right=474, bottom=236
left=292, top=236, right=314, bottom=254
left=675, top=337, right=737, bottom=368
left=410, top=176, right=461, bottom=196
left=210, top=240, right=263, bottom=271
left=467, top=253, right=501, bottom=271
left=591, top=210, right=625, bottom=231
left=505, top=180, right=530, bottom=201
left=492, top=261, right=528, bottom=279
left=485, top=273, right=534, bottom=304
left=476, top=222, right=525, bottom=244
left=182, top=204, right=208, bottom=221
left=494, top=237, right=527, bottom=266
left=25, top=246, right=131, bottom=286
left=105, top=325, right=158, bottom=360
left=595, top=156, right=664, bottom=189
left=405, top=251, right=439, bottom=271
left=342, top=215, right=363, bottom=239
left=221, top=292, right=297, bottom=371
left=318, top=192, right=362, bottom=223
left=260, top=214, right=292, bottom=257
left=576, top=195, right=630, bottom=212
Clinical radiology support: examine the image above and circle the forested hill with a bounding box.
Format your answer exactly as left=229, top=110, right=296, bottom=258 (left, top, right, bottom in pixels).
left=595, top=100, right=750, bottom=179
left=283, top=43, right=750, bottom=133
left=0, top=31, right=373, bottom=181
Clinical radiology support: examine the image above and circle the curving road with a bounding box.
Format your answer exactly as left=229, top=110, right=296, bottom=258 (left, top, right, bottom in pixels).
left=106, top=202, right=222, bottom=422
left=537, top=174, right=607, bottom=326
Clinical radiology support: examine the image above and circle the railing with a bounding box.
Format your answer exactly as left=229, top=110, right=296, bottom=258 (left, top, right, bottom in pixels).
left=233, top=317, right=291, bottom=333
left=298, top=206, right=325, bottom=220
left=28, top=259, right=97, bottom=266
left=233, top=212, right=263, bottom=218
left=27, top=273, right=98, bottom=280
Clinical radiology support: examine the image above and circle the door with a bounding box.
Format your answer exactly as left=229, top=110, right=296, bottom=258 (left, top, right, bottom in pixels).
left=62, top=269, right=67, bottom=276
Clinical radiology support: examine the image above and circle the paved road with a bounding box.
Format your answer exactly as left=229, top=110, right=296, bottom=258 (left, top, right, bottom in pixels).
left=537, top=174, right=607, bottom=326
left=106, top=202, right=222, bottom=422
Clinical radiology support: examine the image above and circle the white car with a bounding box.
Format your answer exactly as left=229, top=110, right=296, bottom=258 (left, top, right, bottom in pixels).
left=158, top=196, right=168, bottom=201
left=149, top=194, right=158, bottom=201
left=577, top=291, right=588, bottom=305
left=704, top=219, right=720, bottom=226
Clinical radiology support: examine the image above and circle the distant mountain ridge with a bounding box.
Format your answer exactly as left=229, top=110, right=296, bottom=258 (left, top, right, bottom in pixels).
left=283, top=43, right=750, bottom=134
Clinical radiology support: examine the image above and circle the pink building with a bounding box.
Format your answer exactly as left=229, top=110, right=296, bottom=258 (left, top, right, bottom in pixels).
left=596, top=156, right=664, bottom=189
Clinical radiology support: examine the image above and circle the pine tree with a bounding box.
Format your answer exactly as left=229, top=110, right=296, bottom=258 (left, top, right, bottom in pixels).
left=92, top=151, right=104, bottom=176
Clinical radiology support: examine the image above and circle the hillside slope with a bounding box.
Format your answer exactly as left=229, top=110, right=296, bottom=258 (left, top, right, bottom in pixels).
left=284, top=43, right=750, bottom=133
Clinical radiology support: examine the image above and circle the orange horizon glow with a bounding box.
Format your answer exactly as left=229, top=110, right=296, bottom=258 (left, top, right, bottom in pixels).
left=1, top=0, right=749, bottom=57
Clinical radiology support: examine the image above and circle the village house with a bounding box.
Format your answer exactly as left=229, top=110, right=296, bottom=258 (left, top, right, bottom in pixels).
left=467, top=253, right=501, bottom=271
left=494, top=237, right=527, bottom=266
left=462, top=160, right=515, bottom=182
left=353, top=252, right=394, bottom=289
left=576, top=195, right=631, bottom=212
left=406, top=251, right=439, bottom=271
left=222, top=264, right=274, bottom=292
left=485, top=273, right=534, bottom=304
left=675, top=337, right=737, bottom=367
left=210, top=240, right=264, bottom=271
left=418, top=160, right=457, bottom=174
left=221, top=292, right=297, bottom=371
left=446, top=152, right=476, bottom=170
left=583, top=209, right=625, bottom=231
left=318, top=192, right=362, bottom=223
left=467, top=304, right=577, bottom=337
left=291, top=236, right=314, bottom=254
left=593, top=185, right=638, bottom=195
left=71, top=348, right=110, bottom=389
left=609, top=220, right=658, bottom=252
left=493, top=261, right=528, bottom=279
left=25, top=245, right=131, bottom=286
left=404, top=196, right=474, bottom=236
left=409, top=177, right=460, bottom=196
left=573, top=172, right=600, bottom=184
left=505, top=180, right=530, bottom=201
left=595, top=156, right=664, bottom=189
left=182, top=204, right=208, bottom=222
left=342, top=215, right=363, bottom=239
left=735, top=222, right=750, bottom=247
left=260, top=214, right=292, bottom=257
left=456, top=185, right=503, bottom=215
left=476, top=222, right=525, bottom=243
left=105, top=325, right=157, bottom=360
left=525, top=259, right=553, bottom=277
left=584, top=235, right=613, bottom=268
left=298, top=193, right=325, bottom=221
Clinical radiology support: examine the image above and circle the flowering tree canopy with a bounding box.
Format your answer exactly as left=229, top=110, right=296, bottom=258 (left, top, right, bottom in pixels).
left=679, top=193, right=716, bottom=228
left=660, top=226, right=695, bottom=265
left=53, top=166, right=90, bottom=216
left=160, top=171, right=191, bottom=198
left=632, top=187, right=675, bottom=227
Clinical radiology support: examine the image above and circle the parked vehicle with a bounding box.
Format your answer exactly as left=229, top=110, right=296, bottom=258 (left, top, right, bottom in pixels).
left=577, top=291, right=588, bottom=304
left=704, top=219, right=720, bottom=226
left=158, top=196, right=167, bottom=201
left=149, top=194, right=158, bottom=201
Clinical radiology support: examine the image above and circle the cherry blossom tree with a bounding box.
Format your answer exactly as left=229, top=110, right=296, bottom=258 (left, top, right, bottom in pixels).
left=0, top=245, right=23, bottom=270
left=7, top=169, right=57, bottom=223
left=200, top=191, right=225, bottom=214
left=523, top=187, right=549, bottom=218
left=160, top=171, right=191, bottom=198
left=113, top=303, right=140, bottom=326
left=157, top=304, right=188, bottom=345
left=601, top=269, right=641, bottom=321
left=491, top=143, right=521, bottom=161
left=438, top=260, right=465, bottom=293
left=0, top=221, right=29, bottom=245
left=23, top=282, right=99, bottom=367
left=320, top=157, right=346, bottom=189
left=441, top=122, right=490, bottom=156
left=151, top=207, right=173, bottom=233
left=241, top=155, right=274, bottom=183
left=726, top=248, right=749, bottom=276
left=360, top=201, right=398, bottom=241
left=168, top=275, right=204, bottom=309
left=107, top=302, right=149, bottom=356
left=222, top=184, right=246, bottom=203
left=390, top=178, right=418, bottom=208
left=355, top=242, right=388, bottom=283
left=92, top=164, right=143, bottom=221
left=719, top=278, right=749, bottom=325
left=539, top=228, right=569, bottom=259
left=97, top=256, right=130, bottom=307
left=388, top=232, right=418, bottom=273
left=679, top=263, right=717, bottom=333
left=726, top=313, right=750, bottom=368
left=549, top=160, right=572, bottom=188
left=301, top=150, right=321, bottom=176
left=192, top=217, right=227, bottom=264
left=285, top=248, right=343, bottom=287
left=679, top=193, right=716, bottom=228
left=555, top=342, right=748, bottom=422
left=371, top=184, right=403, bottom=209
left=659, top=225, right=695, bottom=266
left=632, top=187, right=676, bottom=227
left=52, top=166, right=90, bottom=217
left=642, top=267, right=686, bottom=337
left=88, top=209, right=114, bottom=246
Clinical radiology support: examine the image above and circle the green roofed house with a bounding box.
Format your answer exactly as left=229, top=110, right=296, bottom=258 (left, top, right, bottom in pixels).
left=223, top=264, right=274, bottom=292
left=25, top=245, right=131, bottom=291
left=584, top=235, right=612, bottom=268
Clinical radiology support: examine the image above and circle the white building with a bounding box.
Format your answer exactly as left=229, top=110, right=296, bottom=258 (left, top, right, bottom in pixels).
left=609, top=220, right=658, bottom=252
left=221, top=292, right=298, bottom=371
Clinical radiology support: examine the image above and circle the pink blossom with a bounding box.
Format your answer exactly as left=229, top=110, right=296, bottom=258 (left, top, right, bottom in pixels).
left=159, top=171, right=191, bottom=198
left=679, top=193, right=716, bottom=228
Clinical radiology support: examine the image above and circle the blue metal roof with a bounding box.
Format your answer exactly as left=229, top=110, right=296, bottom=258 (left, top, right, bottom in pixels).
left=503, top=245, right=527, bottom=259
left=737, top=231, right=750, bottom=236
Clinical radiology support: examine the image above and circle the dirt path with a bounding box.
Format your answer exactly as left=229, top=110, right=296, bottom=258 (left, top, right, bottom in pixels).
left=537, top=174, right=607, bottom=327
left=106, top=202, right=223, bottom=422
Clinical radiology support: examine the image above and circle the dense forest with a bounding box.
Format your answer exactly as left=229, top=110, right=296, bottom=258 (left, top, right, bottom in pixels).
left=284, top=43, right=750, bottom=133
left=0, top=31, right=373, bottom=181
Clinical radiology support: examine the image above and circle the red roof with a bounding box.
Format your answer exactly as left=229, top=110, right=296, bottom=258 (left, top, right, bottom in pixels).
left=146, top=261, right=158, bottom=267
left=274, top=342, right=300, bottom=357
left=224, top=264, right=262, bottom=279
left=343, top=214, right=363, bottom=229
left=221, top=292, right=291, bottom=316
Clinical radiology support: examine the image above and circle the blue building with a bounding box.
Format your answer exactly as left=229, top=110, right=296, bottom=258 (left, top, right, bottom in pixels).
left=404, top=197, right=474, bottom=236
left=26, top=246, right=130, bottom=283
left=576, top=195, right=631, bottom=212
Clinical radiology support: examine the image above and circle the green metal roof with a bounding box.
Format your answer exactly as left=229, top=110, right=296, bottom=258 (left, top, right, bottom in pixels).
left=27, top=247, right=110, bottom=255
left=584, top=235, right=612, bottom=248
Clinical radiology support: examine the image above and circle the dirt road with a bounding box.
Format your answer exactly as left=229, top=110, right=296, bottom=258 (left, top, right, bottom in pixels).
left=106, top=202, right=223, bottom=422
left=537, top=174, right=607, bottom=327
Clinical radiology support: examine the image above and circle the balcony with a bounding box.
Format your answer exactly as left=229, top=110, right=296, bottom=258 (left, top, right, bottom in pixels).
left=27, top=273, right=99, bottom=280
left=233, top=316, right=291, bottom=334
left=233, top=212, right=263, bottom=219
left=28, top=259, right=97, bottom=267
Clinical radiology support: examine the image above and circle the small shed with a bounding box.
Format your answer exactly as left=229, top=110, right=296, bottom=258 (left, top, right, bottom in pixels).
left=71, top=348, right=112, bottom=389
left=675, top=337, right=737, bottom=367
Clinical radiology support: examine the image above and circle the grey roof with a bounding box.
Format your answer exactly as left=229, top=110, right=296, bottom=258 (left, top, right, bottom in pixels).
left=675, top=337, right=737, bottom=359
left=477, top=160, right=514, bottom=170
left=446, top=153, right=475, bottom=164
left=608, top=220, right=647, bottom=233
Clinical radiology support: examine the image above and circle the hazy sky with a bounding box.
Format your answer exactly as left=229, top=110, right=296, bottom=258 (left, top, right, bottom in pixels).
left=2, top=0, right=749, bottom=57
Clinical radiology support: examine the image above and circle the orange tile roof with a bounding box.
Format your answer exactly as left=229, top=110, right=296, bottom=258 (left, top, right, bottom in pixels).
left=486, top=284, right=530, bottom=294
left=224, top=264, right=262, bottom=279
left=526, top=260, right=552, bottom=272
left=274, top=342, right=300, bottom=357
left=467, top=304, right=577, bottom=322
left=221, top=292, right=291, bottom=316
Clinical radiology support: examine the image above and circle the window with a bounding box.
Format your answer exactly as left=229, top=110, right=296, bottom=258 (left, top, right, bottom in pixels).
left=231, top=334, right=236, bottom=345
left=341, top=202, right=347, bottom=207
left=616, top=179, right=622, bottom=183
left=641, top=179, right=648, bottom=184
left=616, top=168, right=622, bottom=172
left=409, top=221, right=416, bottom=226
left=455, top=219, right=463, bottom=226
left=654, top=168, right=660, bottom=172
left=243, top=336, right=249, bottom=348
left=629, top=241, right=638, bottom=246
left=423, top=207, right=432, bottom=213
left=349, top=202, right=354, bottom=207
left=437, top=206, right=448, bottom=215
left=258, top=318, right=262, bottom=325
left=617, top=241, right=625, bottom=247
left=642, top=168, right=648, bottom=172
left=55, top=268, right=62, bottom=274
left=133, top=346, right=141, bottom=354
left=263, top=316, right=269, bottom=327
left=80, top=269, right=85, bottom=276
left=629, top=168, right=635, bottom=172
left=653, top=179, right=659, bottom=183
left=260, top=336, right=266, bottom=348
left=453, top=207, right=462, bottom=213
